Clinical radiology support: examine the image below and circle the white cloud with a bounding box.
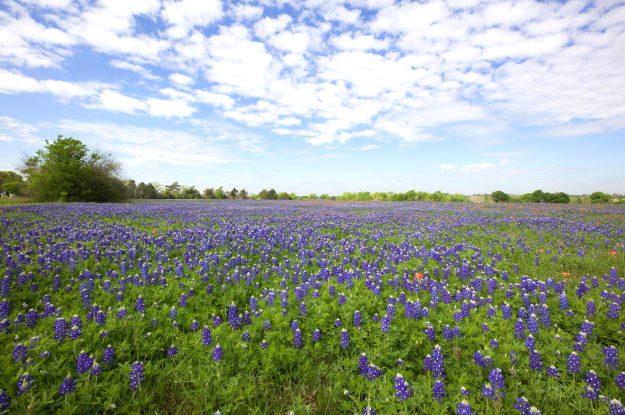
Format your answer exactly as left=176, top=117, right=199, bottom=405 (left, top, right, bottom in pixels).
left=20, top=0, right=73, bottom=8
left=439, top=163, right=456, bottom=172
left=0, top=69, right=109, bottom=100
left=162, top=0, right=223, bottom=38
left=370, top=0, right=450, bottom=33
left=2, top=0, right=625, bottom=150
left=269, top=29, right=311, bottom=54
left=0, top=116, right=40, bottom=143
left=326, top=5, right=361, bottom=24
left=61, top=0, right=168, bottom=61
left=195, top=90, right=236, bottom=109
left=232, top=4, right=264, bottom=21
left=0, top=69, right=43, bottom=93
left=204, top=25, right=276, bottom=97
left=189, top=118, right=268, bottom=153
left=0, top=3, right=74, bottom=67
left=54, top=119, right=234, bottom=167
left=146, top=98, right=196, bottom=118
left=169, top=73, right=194, bottom=87
left=330, top=32, right=389, bottom=51
left=110, top=60, right=161, bottom=81
left=85, top=90, right=147, bottom=114
left=254, top=14, right=291, bottom=38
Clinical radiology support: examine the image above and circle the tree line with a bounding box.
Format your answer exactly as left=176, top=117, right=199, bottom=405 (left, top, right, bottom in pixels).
left=1, top=136, right=622, bottom=204
left=127, top=181, right=296, bottom=201
left=490, top=190, right=620, bottom=204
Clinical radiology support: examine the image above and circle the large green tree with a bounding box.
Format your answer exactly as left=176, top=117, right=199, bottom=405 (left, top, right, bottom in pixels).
left=21, top=135, right=127, bottom=202
left=0, top=171, right=24, bottom=196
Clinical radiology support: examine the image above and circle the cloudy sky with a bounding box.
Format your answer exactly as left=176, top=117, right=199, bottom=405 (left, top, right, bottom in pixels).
left=1, top=0, right=624, bottom=195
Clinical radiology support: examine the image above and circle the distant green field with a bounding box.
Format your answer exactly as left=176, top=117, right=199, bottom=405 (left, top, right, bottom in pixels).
left=0, top=197, right=33, bottom=206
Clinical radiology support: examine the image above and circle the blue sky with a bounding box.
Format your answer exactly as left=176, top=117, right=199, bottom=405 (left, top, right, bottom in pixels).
left=1, top=0, right=624, bottom=195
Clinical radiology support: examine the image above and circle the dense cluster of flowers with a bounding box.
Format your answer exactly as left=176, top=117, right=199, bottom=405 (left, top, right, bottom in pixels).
left=0, top=201, right=623, bottom=413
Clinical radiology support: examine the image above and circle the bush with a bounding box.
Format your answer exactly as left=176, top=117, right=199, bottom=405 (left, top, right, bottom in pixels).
left=491, top=190, right=511, bottom=203
left=20, top=135, right=127, bottom=202
left=590, top=192, right=610, bottom=204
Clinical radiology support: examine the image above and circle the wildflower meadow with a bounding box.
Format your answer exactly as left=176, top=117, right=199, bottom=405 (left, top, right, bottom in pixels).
left=0, top=201, right=623, bottom=414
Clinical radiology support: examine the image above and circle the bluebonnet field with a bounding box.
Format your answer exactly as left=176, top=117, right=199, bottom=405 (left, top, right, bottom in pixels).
left=0, top=201, right=624, bottom=414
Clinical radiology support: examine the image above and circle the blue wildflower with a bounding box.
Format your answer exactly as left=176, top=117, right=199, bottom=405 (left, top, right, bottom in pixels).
left=340, top=329, right=349, bottom=349
left=103, top=345, right=115, bottom=364
left=0, top=389, right=9, bottom=411
left=603, top=346, right=619, bottom=370
left=167, top=344, right=177, bottom=358
left=456, top=400, right=474, bottom=415
left=212, top=345, right=223, bottom=362
left=76, top=351, right=93, bottom=375
left=433, top=379, right=446, bottom=402
left=294, top=329, right=303, bottom=348
left=202, top=326, right=213, bottom=346
left=393, top=373, right=412, bottom=401
left=17, top=373, right=33, bottom=395
left=129, top=361, right=144, bottom=391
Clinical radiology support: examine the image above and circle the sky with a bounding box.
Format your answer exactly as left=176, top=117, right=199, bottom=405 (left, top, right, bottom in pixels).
left=1, top=0, right=624, bottom=196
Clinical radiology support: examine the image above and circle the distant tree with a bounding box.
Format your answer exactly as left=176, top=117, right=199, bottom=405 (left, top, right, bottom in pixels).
left=529, top=189, right=546, bottom=203
left=126, top=179, right=137, bottom=199
left=20, top=135, right=127, bottom=202
left=180, top=186, right=201, bottom=199
left=427, top=191, right=445, bottom=202
left=266, top=189, right=278, bottom=200
left=144, top=183, right=160, bottom=199
left=278, top=191, right=291, bottom=200
left=162, top=181, right=181, bottom=199
left=214, top=186, right=227, bottom=199
left=136, top=182, right=147, bottom=198
left=491, top=190, right=511, bottom=203
left=449, top=193, right=470, bottom=202
left=372, top=192, right=388, bottom=201
left=239, top=189, right=248, bottom=199
left=136, top=182, right=160, bottom=199
left=229, top=188, right=239, bottom=199
left=590, top=191, right=611, bottom=204
left=203, top=188, right=215, bottom=199
left=549, top=192, right=570, bottom=204
left=0, top=171, right=24, bottom=196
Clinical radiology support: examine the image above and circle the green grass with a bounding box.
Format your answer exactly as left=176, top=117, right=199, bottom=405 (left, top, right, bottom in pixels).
left=0, top=196, right=34, bottom=206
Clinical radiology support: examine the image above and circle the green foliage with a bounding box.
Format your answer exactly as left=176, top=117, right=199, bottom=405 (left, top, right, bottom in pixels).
left=336, top=190, right=469, bottom=202
left=258, top=189, right=278, bottom=200
left=590, top=191, right=611, bottom=204
left=214, top=186, right=227, bottom=199
left=136, top=182, right=161, bottom=199
left=491, top=190, right=511, bottom=203
left=0, top=170, right=25, bottom=195
left=519, top=189, right=570, bottom=204
left=20, top=135, right=127, bottom=202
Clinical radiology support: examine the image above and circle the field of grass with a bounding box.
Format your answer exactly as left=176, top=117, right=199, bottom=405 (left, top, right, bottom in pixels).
left=0, top=197, right=33, bottom=206
left=0, top=201, right=624, bottom=414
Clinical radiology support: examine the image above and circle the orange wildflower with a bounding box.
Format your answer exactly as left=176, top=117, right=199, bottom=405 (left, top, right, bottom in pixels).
left=415, top=272, right=424, bottom=281
left=609, top=250, right=618, bottom=257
